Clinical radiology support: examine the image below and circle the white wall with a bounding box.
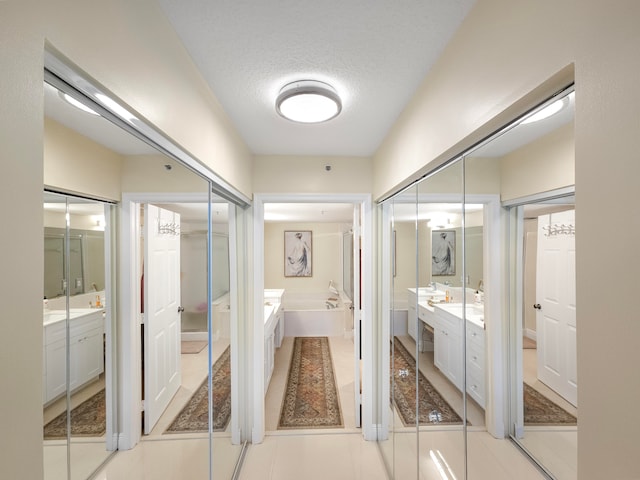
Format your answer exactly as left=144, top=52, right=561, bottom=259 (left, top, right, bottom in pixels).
left=264, top=222, right=343, bottom=294
left=373, top=1, right=640, bottom=477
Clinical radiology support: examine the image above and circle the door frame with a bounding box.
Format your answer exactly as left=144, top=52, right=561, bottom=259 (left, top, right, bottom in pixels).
left=504, top=186, right=575, bottom=439
left=251, top=193, right=374, bottom=442
left=119, top=191, right=241, bottom=448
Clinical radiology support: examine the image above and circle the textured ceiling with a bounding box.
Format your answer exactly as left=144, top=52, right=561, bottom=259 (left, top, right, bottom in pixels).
left=158, top=0, right=476, bottom=157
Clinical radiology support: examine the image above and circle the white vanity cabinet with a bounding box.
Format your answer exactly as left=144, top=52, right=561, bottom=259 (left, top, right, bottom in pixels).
left=434, top=309, right=463, bottom=391
left=43, top=309, right=105, bottom=405
left=407, top=287, right=446, bottom=350
left=465, top=321, right=485, bottom=407
left=263, top=289, right=285, bottom=395
left=433, top=304, right=486, bottom=408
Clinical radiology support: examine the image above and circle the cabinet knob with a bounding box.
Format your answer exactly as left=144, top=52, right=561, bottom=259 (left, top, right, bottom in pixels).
left=533, top=303, right=542, bottom=310
left=178, top=306, right=185, bottom=313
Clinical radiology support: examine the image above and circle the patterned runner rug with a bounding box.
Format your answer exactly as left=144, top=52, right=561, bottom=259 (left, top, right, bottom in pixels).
left=278, top=337, right=344, bottom=429
left=44, top=389, right=106, bottom=439
left=524, top=383, right=577, bottom=425
left=392, top=339, right=463, bottom=426
left=165, top=346, right=232, bottom=433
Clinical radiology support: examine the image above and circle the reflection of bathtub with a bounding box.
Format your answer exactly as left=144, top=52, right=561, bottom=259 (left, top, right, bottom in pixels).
left=283, top=291, right=352, bottom=338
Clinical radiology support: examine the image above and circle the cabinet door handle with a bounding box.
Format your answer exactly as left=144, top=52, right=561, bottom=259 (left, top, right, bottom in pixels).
left=533, top=303, right=542, bottom=310
left=178, top=306, right=185, bottom=313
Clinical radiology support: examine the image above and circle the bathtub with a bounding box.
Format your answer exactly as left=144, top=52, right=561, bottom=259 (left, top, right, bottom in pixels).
left=283, top=291, right=353, bottom=338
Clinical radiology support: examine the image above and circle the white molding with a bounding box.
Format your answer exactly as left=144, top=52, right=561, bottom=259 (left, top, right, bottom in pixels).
left=120, top=191, right=244, bottom=450
left=524, top=329, right=537, bottom=341
left=479, top=193, right=506, bottom=439
left=252, top=193, right=374, bottom=443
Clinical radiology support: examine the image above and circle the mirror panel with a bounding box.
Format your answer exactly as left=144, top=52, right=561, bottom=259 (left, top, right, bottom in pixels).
left=391, top=185, right=418, bottom=479
left=415, top=160, right=466, bottom=479
left=42, top=191, right=69, bottom=480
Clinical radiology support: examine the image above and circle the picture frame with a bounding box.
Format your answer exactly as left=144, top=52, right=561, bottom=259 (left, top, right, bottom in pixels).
left=284, top=230, right=312, bottom=277
left=431, top=230, right=455, bottom=276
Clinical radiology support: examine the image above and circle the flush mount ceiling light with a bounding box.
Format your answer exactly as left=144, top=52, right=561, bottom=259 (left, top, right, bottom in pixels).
left=58, top=91, right=99, bottom=116
left=276, top=80, right=342, bottom=123
left=521, top=93, right=572, bottom=125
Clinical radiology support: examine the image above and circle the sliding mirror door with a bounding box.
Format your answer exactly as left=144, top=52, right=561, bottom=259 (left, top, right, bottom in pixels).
left=42, top=190, right=116, bottom=480
left=390, top=185, right=419, bottom=479
left=415, top=159, right=466, bottom=479
left=44, top=67, right=248, bottom=478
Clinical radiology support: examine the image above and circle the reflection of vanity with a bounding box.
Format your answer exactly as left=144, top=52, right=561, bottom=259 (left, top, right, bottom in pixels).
left=433, top=303, right=486, bottom=408
left=407, top=287, right=447, bottom=351
left=42, top=308, right=105, bottom=405
left=264, top=289, right=285, bottom=394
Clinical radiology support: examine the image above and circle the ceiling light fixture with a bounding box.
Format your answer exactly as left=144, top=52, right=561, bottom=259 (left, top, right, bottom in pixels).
left=276, top=80, right=342, bottom=123
left=521, top=96, right=569, bottom=125
left=59, top=91, right=99, bottom=116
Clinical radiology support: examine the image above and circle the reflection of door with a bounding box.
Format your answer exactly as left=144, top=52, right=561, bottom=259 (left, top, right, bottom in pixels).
left=144, top=204, right=182, bottom=433
left=536, top=210, right=577, bottom=406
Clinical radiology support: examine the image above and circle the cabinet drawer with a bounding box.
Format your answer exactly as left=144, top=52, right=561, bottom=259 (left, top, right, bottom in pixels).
left=466, top=367, right=485, bottom=406
left=45, top=321, right=66, bottom=344
left=467, top=342, right=484, bottom=370
left=466, top=323, right=484, bottom=348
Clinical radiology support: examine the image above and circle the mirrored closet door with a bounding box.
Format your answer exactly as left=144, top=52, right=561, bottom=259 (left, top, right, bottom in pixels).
left=44, top=63, right=249, bottom=478
left=377, top=85, right=576, bottom=479
left=42, top=191, right=116, bottom=480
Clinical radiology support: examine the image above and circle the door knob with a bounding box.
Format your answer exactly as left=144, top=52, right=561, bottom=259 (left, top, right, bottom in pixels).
left=533, top=304, right=541, bottom=310
left=178, top=306, right=185, bottom=313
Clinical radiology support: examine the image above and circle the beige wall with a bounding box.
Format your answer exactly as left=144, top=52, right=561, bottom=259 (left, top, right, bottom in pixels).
left=374, top=0, right=640, bottom=477
left=120, top=155, right=210, bottom=194
left=500, top=122, right=574, bottom=201
left=44, top=118, right=123, bottom=200
left=264, top=222, right=343, bottom=293
left=253, top=155, right=372, bottom=194
left=0, top=2, right=251, bottom=478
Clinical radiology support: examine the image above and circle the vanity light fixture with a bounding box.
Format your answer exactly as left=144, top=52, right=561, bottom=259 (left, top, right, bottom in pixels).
left=428, top=213, right=454, bottom=230
left=276, top=80, right=342, bottom=123
left=59, top=91, right=99, bottom=116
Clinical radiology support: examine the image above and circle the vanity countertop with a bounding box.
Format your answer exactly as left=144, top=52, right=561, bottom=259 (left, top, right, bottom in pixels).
left=433, top=302, right=485, bottom=329
left=43, top=308, right=105, bottom=327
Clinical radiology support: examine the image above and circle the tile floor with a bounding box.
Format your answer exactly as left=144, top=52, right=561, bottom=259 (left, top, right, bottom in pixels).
left=77, top=333, right=579, bottom=479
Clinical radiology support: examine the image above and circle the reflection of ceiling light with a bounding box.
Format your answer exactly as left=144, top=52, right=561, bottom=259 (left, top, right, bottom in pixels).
left=276, top=80, right=342, bottom=123
left=59, top=91, right=99, bottom=116
left=95, top=93, right=136, bottom=122
left=521, top=96, right=568, bottom=124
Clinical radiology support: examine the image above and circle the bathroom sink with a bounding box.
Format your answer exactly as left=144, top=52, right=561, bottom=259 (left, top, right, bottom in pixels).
left=434, top=303, right=484, bottom=326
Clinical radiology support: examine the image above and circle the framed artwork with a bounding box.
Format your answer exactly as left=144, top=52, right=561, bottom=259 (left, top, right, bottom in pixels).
left=432, top=230, right=455, bottom=276
left=284, top=230, right=312, bottom=277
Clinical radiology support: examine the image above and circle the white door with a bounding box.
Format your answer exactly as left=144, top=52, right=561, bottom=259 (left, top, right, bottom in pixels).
left=536, top=210, right=577, bottom=406
left=144, top=204, right=182, bottom=433
left=353, top=205, right=362, bottom=428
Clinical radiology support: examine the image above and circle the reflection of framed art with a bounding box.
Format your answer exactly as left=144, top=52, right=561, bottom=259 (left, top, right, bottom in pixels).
left=284, top=230, right=312, bottom=277
left=432, top=230, right=455, bottom=275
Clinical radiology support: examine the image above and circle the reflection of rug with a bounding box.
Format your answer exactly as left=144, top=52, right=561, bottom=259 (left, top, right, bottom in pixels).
left=165, top=346, right=231, bottom=433
left=524, top=383, right=577, bottom=425
left=181, top=341, right=208, bottom=354
left=278, top=337, right=343, bottom=429
left=392, top=339, right=463, bottom=426
left=44, top=389, right=106, bottom=439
